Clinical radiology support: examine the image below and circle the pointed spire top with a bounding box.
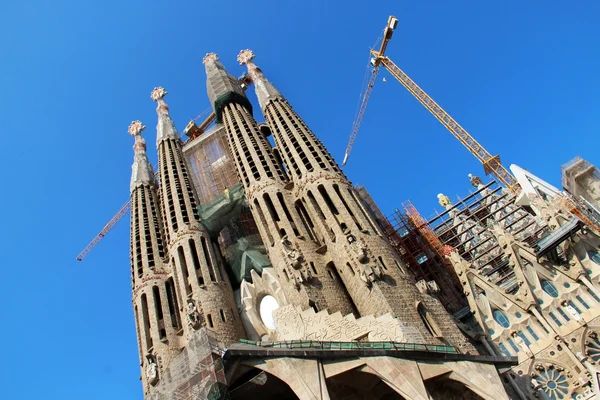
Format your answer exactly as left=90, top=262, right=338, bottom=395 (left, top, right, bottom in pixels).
left=237, top=49, right=283, bottom=111
left=237, top=49, right=255, bottom=65
left=468, top=173, right=484, bottom=189
left=203, top=53, right=219, bottom=64
left=150, top=86, right=180, bottom=145
left=128, top=120, right=155, bottom=191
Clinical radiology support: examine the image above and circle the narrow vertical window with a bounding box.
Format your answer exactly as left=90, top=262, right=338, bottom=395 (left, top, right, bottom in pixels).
left=200, top=237, right=216, bottom=282
left=527, top=326, right=539, bottom=341
left=141, top=294, right=153, bottom=351
left=295, top=200, right=317, bottom=242
left=577, top=295, right=590, bottom=309
left=310, top=262, right=318, bottom=275
left=207, top=314, right=214, bottom=328
left=549, top=312, right=563, bottom=326
left=134, top=305, right=143, bottom=361
left=277, top=192, right=299, bottom=236
left=378, top=256, right=388, bottom=270
left=254, top=199, right=274, bottom=246
left=153, top=286, right=166, bottom=340
left=177, top=246, right=192, bottom=294
left=220, top=309, right=226, bottom=322
left=507, top=338, right=520, bottom=353
left=518, top=331, right=531, bottom=346
left=333, top=184, right=362, bottom=231
left=568, top=300, right=582, bottom=314
left=588, top=289, right=600, bottom=303
left=165, top=278, right=182, bottom=330
left=189, top=239, right=207, bottom=285
left=498, top=343, right=510, bottom=356
left=348, top=188, right=379, bottom=234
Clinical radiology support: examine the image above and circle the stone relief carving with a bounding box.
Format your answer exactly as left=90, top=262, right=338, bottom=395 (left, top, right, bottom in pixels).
left=186, top=299, right=202, bottom=330
left=438, top=193, right=452, bottom=209
left=272, top=304, right=425, bottom=343
left=145, top=352, right=159, bottom=385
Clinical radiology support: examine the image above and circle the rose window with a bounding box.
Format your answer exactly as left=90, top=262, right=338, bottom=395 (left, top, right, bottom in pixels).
left=534, top=366, right=570, bottom=400
left=586, top=334, right=600, bottom=363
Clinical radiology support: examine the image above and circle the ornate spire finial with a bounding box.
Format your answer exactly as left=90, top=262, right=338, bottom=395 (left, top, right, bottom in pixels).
left=151, top=87, right=167, bottom=102
left=203, top=53, right=219, bottom=65
left=128, top=120, right=146, bottom=137
left=468, top=173, right=483, bottom=188
left=237, top=49, right=255, bottom=65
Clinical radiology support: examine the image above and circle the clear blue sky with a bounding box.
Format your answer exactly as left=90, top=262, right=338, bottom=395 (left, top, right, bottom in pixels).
left=0, top=1, right=598, bottom=398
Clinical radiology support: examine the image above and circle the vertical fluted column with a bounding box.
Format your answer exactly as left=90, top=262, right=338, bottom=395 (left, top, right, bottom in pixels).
left=151, top=87, right=246, bottom=346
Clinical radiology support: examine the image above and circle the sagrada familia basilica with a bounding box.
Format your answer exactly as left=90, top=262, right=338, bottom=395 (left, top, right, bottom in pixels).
left=122, top=48, right=600, bottom=400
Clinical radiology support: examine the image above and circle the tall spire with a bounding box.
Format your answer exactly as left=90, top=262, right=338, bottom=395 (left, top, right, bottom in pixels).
left=151, top=87, right=180, bottom=145
left=203, top=53, right=252, bottom=121
left=129, top=120, right=155, bottom=192
left=238, top=49, right=283, bottom=111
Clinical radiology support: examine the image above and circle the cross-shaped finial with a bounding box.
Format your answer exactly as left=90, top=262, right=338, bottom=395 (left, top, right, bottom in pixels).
left=203, top=53, right=219, bottom=65
left=150, top=87, right=167, bottom=102
left=128, top=120, right=146, bottom=136
left=237, top=49, right=255, bottom=65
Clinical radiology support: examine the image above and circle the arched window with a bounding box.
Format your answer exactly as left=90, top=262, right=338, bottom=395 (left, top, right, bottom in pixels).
left=589, top=251, right=600, bottom=265
left=493, top=310, right=510, bottom=328
left=541, top=280, right=559, bottom=298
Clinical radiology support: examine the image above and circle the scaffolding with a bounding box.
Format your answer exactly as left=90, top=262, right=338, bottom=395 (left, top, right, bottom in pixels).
left=148, top=329, right=229, bottom=400
left=406, top=180, right=549, bottom=300
left=389, top=208, right=468, bottom=314
left=185, top=125, right=240, bottom=207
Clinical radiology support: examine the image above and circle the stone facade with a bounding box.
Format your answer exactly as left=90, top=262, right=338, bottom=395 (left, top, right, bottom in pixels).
left=438, top=174, right=600, bottom=399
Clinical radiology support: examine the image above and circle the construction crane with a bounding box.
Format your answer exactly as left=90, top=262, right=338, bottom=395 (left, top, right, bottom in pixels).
left=342, top=16, right=519, bottom=193
left=76, top=75, right=253, bottom=261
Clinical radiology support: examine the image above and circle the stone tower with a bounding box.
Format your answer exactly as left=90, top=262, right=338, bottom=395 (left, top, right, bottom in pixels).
left=150, top=86, right=245, bottom=346
left=128, top=120, right=180, bottom=389
left=203, top=53, right=358, bottom=318
left=233, top=49, right=470, bottom=347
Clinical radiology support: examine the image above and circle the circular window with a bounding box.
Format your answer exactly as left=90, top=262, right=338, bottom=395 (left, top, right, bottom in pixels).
left=564, top=283, right=570, bottom=288
left=516, top=312, right=522, bottom=318
left=259, top=295, right=280, bottom=330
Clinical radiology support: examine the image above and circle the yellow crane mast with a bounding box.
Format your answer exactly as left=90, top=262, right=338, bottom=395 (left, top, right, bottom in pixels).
left=342, top=16, right=519, bottom=192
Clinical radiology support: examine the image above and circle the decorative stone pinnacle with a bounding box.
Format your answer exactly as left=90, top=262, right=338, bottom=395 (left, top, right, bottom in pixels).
left=128, top=120, right=146, bottom=136
left=237, top=49, right=255, bottom=65
left=150, top=87, right=167, bottom=102
left=202, top=53, right=219, bottom=65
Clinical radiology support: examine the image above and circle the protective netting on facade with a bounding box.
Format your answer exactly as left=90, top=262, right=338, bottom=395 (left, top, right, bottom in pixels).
left=183, top=126, right=270, bottom=287
left=147, top=329, right=228, bottom=400
left=185, top=125, right=239, bottom=207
